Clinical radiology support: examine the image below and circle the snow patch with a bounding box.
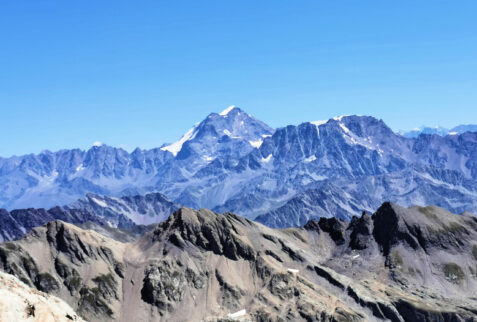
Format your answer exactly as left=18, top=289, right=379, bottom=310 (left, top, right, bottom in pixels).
left=161, top=124, right=199, bottom=156
left=261, top=154, right=273, bottom=163
left=91, top=197, right=108, bottom=208
left=203, top=155, right=214, bottom=162
left=219, top=105, right=236, bottom=116
left=333, top=115, right=351, bottom=121
left=93, top=141, right=103, bottom=147
left=223, top=129, right=231, bottom=136
left=287, top=268, right=299, bottom=274
left=310, top=120, right=327, bottom=126
left=249, top=139, right=263, bottom=148
left=304, top=155, right=317, bottom=163
left=338, top=123, right=351, bottom=134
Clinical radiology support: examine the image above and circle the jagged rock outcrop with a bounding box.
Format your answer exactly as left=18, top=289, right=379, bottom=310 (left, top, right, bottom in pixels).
left=0, top=204, right=476, bottom=321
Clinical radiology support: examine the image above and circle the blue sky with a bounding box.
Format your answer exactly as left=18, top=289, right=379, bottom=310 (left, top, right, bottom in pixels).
left=1, top=1, right=476, bottom=157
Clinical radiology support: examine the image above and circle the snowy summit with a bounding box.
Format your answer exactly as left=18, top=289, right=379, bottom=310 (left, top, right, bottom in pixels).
left=219, top=105, right=237, bottom=116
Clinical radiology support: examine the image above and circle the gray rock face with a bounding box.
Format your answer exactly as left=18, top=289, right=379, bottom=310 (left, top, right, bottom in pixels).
left=154, top=209, right=256, bottom=261
left=0, top=220, right=125, bottom=321
left=141, top=260, right=206, bottom=311
left=0, top=203, right=476, bottom=321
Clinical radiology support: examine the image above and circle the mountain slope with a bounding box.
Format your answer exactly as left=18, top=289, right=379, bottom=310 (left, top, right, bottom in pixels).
left=0, top=271, right=84, bottom=322
left=0, top=192, right=178, bottom=242
left=0, top=204, right=476, bottom=321
left=67, top=192, right=180, bottom=226
left=255, top=166, right=477, bottom=228
left=0, top=206, right=106, bottom=242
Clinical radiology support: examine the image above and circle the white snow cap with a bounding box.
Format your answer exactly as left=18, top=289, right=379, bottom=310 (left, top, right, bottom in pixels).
left=219, top=105, right=237, bottom=116
left=333, top=115, right=351, bottom=121
left=93, top=141, right=103, bottom=147
left=161, top=123, right=199, bottom=156
left=311, top=120, right=328, bottom=126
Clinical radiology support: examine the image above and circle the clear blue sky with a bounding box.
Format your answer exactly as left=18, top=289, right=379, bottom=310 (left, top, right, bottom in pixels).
left=1, top=1, right=477, bottom=157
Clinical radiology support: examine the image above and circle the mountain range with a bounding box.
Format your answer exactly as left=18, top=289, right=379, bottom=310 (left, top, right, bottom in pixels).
left=1, top=106, right=477, bottom=229
left=0, top=192, right=178, bottom=242
left=0, top=203, right=475, bottom=321
left=402, top=124, right=477, bottom=138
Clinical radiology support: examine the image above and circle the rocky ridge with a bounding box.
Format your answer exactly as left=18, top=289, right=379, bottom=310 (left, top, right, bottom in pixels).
left=0, top=203, right=475, bottom=321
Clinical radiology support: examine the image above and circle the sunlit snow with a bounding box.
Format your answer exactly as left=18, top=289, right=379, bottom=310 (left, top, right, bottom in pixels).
left=304, top=155, right=316, bottom=162
left=161, top=124, right=199, bottom=156
left=249, top=139, right=263, bottom=148
left=91, top=197, right=108, bottom=208
left=219, top=105, right=236, bottom=116
left=261, top=154, right=273, bottom=163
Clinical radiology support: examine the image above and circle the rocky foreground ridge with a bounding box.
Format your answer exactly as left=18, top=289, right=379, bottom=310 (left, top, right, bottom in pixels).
left=0, top=203, right=476, bottom=321
left=0, top=270, right=84, bottom=321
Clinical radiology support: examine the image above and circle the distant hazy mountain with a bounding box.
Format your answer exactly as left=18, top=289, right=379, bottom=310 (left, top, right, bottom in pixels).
left=0, top=206, right=106, bottom=242
left=255, top=166, right=477, bottom=228
left=0, top=192, right=179, bottom=241
left=68, top=192, right=180, bottom=226
left=402, top=126, right=450, bottom=138
left=450, top=124, right=477, bottom=134
left=402, top=124, right=477, bottom=138
left=1, top=106, right=477, bottom=229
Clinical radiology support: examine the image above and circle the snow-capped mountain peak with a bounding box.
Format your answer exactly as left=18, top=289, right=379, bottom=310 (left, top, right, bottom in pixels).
left=333, top=115, right=353, bottom=121
left=219, top=105, right=237, bottom=116
left=160, top=106, right=274, bottom=162
left=92, top=141, right=103, bottom=147
left=160, top=123, right=200, bottom=156
left=310, top=120, right=328, bottom=126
